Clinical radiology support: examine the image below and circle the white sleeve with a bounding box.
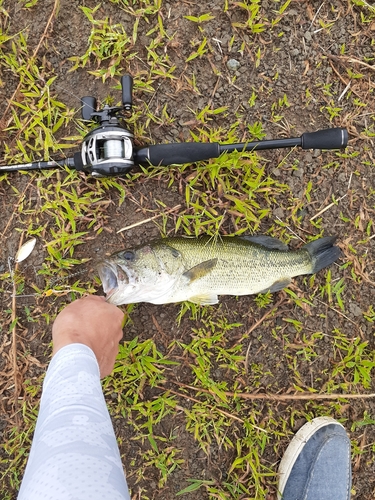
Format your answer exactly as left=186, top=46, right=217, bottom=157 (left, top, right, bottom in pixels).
left=18, top=343, right=130, bottom=500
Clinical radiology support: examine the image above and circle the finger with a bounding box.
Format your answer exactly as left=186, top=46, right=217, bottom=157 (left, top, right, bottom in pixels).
left=82, top=295, right=105, bottom=302
left=116, top=328, right=124, bottom=343
left=106, top=303, right=126, bottom=321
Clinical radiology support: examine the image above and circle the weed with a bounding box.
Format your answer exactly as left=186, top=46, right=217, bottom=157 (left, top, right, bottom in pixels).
left=20, top=0, right=39, bottom=8
left=351, top=0, right=375, bottom=17
left=142, top=438, right=184, bottom=488
left=0, top=399, right=39, bottom=492
left=332, top=334, right=375, bottom=390
left=363, top=305, right=375, bottom=323
left=254, top=291, right=273, bottom=309
left=69, top=6, right=135, bottom=80
left=231, top=1, right=266, bottom=34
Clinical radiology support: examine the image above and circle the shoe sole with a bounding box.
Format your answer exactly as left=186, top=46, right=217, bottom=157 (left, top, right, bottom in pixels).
left=277, top=416, right=345, bottom=499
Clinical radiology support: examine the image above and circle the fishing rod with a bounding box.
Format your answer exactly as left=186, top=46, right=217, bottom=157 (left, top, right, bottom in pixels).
left=0, top=75, right=348, bottom=178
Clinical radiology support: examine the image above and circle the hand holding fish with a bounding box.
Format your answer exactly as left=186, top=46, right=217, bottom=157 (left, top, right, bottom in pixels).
left=52, top=295, right=124, bottom=377
left=98, top=235, right=341, bottom=306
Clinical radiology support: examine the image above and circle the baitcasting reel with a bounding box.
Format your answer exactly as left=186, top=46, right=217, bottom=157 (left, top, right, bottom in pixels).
left=73, top=75, right=135, bottom=176
left=0, top=74, right=349, bottom=177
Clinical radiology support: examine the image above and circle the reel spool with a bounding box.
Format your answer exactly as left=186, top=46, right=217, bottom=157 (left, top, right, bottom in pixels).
left=74, top=125, right=134, bottom=177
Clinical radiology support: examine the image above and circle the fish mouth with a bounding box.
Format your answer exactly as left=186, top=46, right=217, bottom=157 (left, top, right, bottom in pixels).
left=97, top=262, right=129, bottom=300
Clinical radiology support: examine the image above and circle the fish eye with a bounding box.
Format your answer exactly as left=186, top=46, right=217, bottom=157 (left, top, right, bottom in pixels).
left=120, top=250, right=135, bottom=261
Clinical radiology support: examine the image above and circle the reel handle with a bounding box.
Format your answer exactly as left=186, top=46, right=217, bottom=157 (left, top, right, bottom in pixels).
left=121, top=75, right=133, bottom=111
left=81, top=96, right=97, bottom=121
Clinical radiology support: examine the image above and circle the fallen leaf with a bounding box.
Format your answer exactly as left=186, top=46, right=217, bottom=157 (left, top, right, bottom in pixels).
left=15, top=238, right=36, bottom=263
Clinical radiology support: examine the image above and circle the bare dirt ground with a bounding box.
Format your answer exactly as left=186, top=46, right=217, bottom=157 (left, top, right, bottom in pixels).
left=1, top=0, right=375, bottom=499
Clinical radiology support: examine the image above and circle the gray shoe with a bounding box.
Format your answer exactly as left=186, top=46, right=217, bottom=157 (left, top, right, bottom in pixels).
left=277, top=416, right=352, bottom=500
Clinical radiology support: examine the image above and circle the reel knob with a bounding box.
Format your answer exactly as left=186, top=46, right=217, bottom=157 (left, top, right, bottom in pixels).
left=81, top=96, right=98, bottom=121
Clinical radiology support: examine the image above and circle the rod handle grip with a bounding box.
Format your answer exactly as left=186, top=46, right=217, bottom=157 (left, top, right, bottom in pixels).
left=134, top=142, right=221, bottom=166
left=301, top=128, right=348, bottom=150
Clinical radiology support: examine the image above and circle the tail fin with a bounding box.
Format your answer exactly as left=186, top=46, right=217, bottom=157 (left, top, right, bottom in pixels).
left=303, top=236, right=341, bottom=274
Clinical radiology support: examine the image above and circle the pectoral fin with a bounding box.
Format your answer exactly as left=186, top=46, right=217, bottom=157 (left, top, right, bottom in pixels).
left=188, top=293, right=219, bottom=305
left=183, top=258, right=218, bottom=283
left=259, top=277, right=291, bottom=294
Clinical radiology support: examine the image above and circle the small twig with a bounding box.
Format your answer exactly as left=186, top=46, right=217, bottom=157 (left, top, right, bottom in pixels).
left=170, top=380, right=375, bottom=401
left=326, top=53, right=375, bottom=72
left=347, top=172, right=353, bottom=190
left=354, top=430, right=367, bottom=473
left=275, top=216, right=305, bottom=242
left=314, top=298, right=358, bottom=326
left=117, top=204, right=181, bottom=233
left=328, top=61, right=362, bottom=100
left=212, top=37, right=223, bottom=55
left=151, top=315, right=169, bottom=346
left=310, top=194, right=347, bottom=221
left=338, top=81, right=351, bottom=102
left=308, top=2, right=325, bottom=30
left=11, top=234, right=25, bottom=422
left=207, top=75, right=221, bottom=109
left=146, top=81, right=163, bottom=108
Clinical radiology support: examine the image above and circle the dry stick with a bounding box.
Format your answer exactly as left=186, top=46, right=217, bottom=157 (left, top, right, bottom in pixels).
left=245, top=298, right=284, bottom=374
left=354, top=429, right=367, bottom=473
left=117, top=204, right=181, bottom=233
left=207, top=75, right=221, bottom=109
left=328, top=61, right=362, bottom=100
left=12, top=233, right=24, bottom=423
left=0, top=0, right=60, bottom=128
left=310, top=194, right=347, bottom=221
left=170, top=380, right=375, bottom=401
left=274, top=217, right=305, bottom=242
left=314, top=298, right=358, bottom=326
left=344, top=57, right=375, bottom=72
left=326, top=53, right=375, bottom=72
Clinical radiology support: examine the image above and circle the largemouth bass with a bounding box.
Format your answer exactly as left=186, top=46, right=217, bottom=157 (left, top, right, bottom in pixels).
left=97, top=235, right=341, bottom=306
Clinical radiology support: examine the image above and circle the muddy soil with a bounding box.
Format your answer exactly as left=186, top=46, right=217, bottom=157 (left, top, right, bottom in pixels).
left=1, top=1, right=375, bottom=499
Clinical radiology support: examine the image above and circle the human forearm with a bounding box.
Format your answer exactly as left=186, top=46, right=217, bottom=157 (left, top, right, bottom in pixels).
left=18, top=344, right=130, bottom=500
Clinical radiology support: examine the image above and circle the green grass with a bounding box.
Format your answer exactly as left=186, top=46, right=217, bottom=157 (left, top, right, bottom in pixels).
left=1, top=0, right=375, bottom=498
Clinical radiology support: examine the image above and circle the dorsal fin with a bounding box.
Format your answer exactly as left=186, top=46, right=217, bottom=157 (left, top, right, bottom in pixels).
left=240, top=235, right=289, bottom=251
